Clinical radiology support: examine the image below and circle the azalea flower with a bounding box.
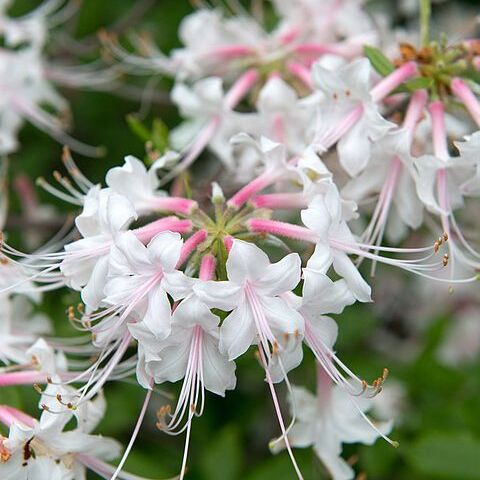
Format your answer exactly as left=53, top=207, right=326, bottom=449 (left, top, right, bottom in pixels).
left=311, top=58, right=395, bottom=176
left=272, top=369, right=393, bottom=480
left=194, top=239, right=303, bottom=362
left=0, top=395, right=121, bottom=480
left=414, top=101, right=480, bottom=278
left=105, top=156, right=197, bottom=216
left=342, top=89, right=427, bottom=244
left=0, top=296, right=51, bottom=366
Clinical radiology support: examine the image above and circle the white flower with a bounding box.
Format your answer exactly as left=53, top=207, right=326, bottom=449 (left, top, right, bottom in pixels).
left=0, top=296, right=51, bottom=365
left=342, top=128, right=424, bottom=242
left=139, top=295, right=236, bottom=396
left=105, top=155, right=197, bottom=215
left=413, top=153, right=475, bottom=216
left=109, top=230, right=189, bottom=344
left=194, top=240, right=303, bottom=365
left=301, top=183, right=372, bottom=302
left=269, top=269, right=354, bottom=384
left=0, top=48, right=68, bottom=155
left=60, top=188, right=137, bottom=310
left=0, top=397, right=121, bottom=480
left=312, top=58, right=393, bottom=177
left=274, top=380, right=392, bottom=480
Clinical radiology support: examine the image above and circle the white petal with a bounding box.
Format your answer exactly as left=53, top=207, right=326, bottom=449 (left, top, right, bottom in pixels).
left=193, top=280, right=242, bottom=311
left=81, top=255, right=109, bottom=310
left=147, top=231, right=183, bottom=272
left=255, top=253, right=301, bottom=296
left=219, top=303, right=256, bottom=360
left=226, top=240, right=272, bottom=284
left=201, top=334, right=236, bottom=395
left=338, top=119, right=371, bottom=177
left=306, top=242, right=334, bottom=274
left=332, top=252, right=372, bottom=302
left=302, top=270, right=355, bottom=315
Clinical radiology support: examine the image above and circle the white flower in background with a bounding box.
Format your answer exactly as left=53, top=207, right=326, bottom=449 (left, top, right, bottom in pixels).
left=437, top=306, right=480, bottom=367
left=272, top=375, right=392, bottom=480
left=0, top=297, right=51, bottom=365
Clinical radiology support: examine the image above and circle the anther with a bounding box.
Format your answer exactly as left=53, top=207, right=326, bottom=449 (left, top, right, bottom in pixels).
left=443, top=254, right=449, bottom=266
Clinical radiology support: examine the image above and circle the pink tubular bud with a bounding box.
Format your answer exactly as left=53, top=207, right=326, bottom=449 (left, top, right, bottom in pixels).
left=176, top=229, right=208, bottom=268
left=0, top=371, right=50, bottom=387
left=428, top=101, right=449, bottom=161
left=370, top=61, right=418, bottom=103
left=151, top=196, right=198, bottom=215
left=252, top=192, right=307, bottom=210
left=450, top=77, right=480, bottom=127
left=134, top=217, right=193, bottom=243
left=247, top=218, right=317, bottom=242
left=0, top=405, right=35, bottom=428
left=227, top=171, right=278, bottom=209
left=199, top=254, right=216, bottom=281
left=403, top=89, right=428, bottom=139
left=224, top=69, right=259, bottom=110
left=224, top=235, right=234, bottom=253
left=208, top=44, right=254, bottom=61
left=287, top=62, right=313, bottom=89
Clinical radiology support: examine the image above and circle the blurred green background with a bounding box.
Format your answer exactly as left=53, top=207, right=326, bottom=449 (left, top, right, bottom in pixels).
left=2, top=1, right=480, bottom=479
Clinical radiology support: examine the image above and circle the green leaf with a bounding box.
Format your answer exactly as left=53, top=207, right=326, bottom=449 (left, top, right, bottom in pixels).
left=200, top=426, right=242, bottom=480
left=364, top=45, right=395, bottom=76
left=405, top=432, right=480, bottom=479
left=126, top=114, right=151, bottom=143
left=462, top=69, right=480, bottom=85
left=404, top=76, right=434, bottom=91
left=151, top=118, right=170, bottom=154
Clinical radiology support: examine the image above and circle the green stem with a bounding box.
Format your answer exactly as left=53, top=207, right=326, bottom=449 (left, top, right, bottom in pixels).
left=420, top=0, right=431, bottom=46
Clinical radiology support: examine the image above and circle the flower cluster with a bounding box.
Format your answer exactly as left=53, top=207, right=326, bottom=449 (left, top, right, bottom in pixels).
left=1, top=1, right=480, bottom=480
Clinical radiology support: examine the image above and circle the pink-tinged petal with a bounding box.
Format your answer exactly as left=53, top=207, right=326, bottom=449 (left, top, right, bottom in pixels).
left=193, top=280, right=242, bottom=311
left=255, top=253, right=301, bottom=296
left=201, top=334, right=236, bottom=396
left=332, top=252, right=372, bottom=302
left=219, top=303, right=256, bottom=360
